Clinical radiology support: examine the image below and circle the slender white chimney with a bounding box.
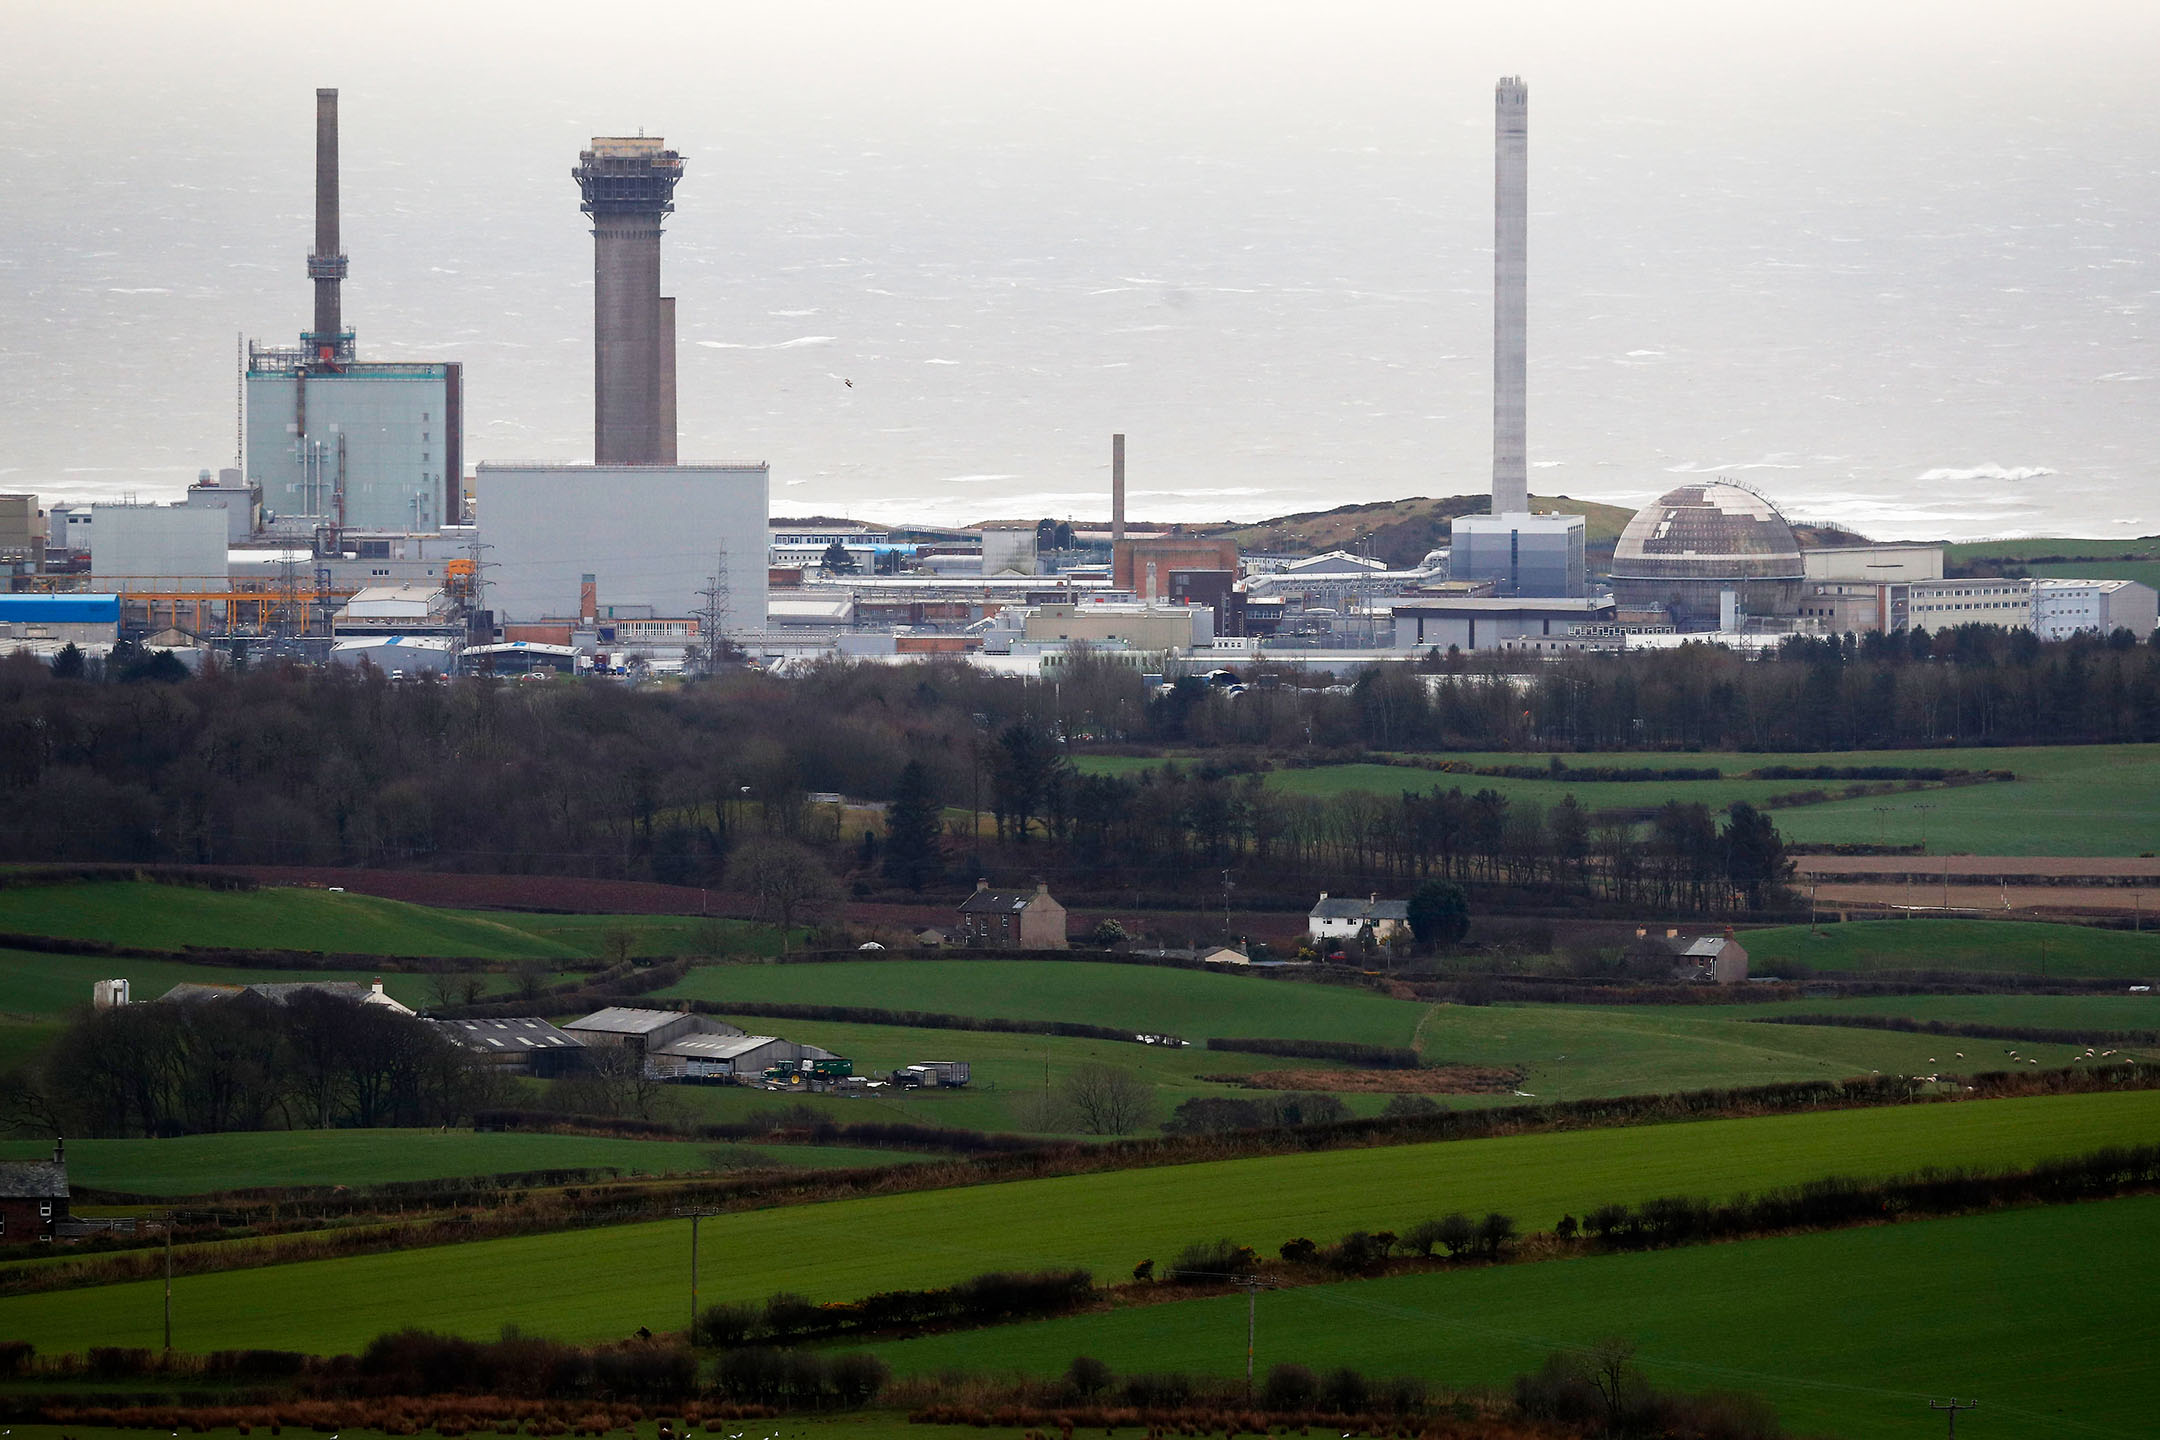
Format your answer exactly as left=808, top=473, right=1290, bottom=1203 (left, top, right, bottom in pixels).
left=1493, top=76, right=1529, bottom=516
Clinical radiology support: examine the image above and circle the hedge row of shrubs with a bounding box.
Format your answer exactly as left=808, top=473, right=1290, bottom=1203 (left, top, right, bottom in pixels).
left=1203, top=1037, right=1421, bottom=1068
left=1752, top=1013, right=2160, bottom=1047
left=1164, top=1093, right=1351, bottom=1134
left=1559, top=1142, right=2160, bottom=1251
left=696, top=1269, right=1093, bottom=1346
left=1749, top=763, right=2010, bottom=782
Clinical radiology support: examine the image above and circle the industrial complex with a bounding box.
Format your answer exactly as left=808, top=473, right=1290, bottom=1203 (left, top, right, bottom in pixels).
left=4, top=81, right=2152, bottom=679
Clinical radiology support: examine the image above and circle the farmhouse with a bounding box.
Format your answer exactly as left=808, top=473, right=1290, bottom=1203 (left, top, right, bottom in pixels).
left=1308, top=893, right=1410, bottom=943
left=957, top=880, right=1068, bottom=949
left=428, top=1017, right=588, bottom=1076
left=1639, top=929, right=1751, bottom=985
left=0, top=1140, right=69, bottom=1245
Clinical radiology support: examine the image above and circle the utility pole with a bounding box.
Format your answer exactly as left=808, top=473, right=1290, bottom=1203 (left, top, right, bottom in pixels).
left=1234, top=1275, right=1277, bottom=1400
left=1221, top=869, right=1235, bottom=940
left=677, top=1208, right=719, bottom=1340
left=1927, top=1398, right=1977, bottom=1439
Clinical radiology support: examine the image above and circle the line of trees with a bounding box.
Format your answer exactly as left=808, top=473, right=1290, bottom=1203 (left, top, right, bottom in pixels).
left=3, top=624, right=2154, bottom=896
left=11, top=991, right=499, bottom=1137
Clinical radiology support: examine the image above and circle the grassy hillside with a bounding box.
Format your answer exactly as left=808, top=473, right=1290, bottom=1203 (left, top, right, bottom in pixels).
left=0, top=882, right=582, bottom=959
left=7, top=1089, right=2154, bottom=1354
left=657, top=959, right=1430, bottom=1048
left=1947, top=537, right=2159, bottom=563
left=1745, top=919, right=2160, bottom=979
left=1075, top=744, right=2160, bottom=857
left=1206, top=494, right=1636, bottom=569
left=0, top=1130, right=914, bottom=1198
left=872, top=1193, right=2160, bottom=1440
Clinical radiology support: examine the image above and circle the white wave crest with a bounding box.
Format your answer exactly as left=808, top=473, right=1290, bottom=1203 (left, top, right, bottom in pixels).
left=1916, top=464, right=2056, bottom=483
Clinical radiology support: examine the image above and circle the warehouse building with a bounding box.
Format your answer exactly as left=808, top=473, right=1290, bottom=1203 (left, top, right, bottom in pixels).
left=0, top=593, right=121, bottom=646
left=429, top=1017, right=588, bottom=1076
left=1392, top=595, right=1614, bottom=651
left=562, top=1006, right=742, bottom=1056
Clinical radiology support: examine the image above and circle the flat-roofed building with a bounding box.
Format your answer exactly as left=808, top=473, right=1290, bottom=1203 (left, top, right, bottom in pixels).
left=2034, top=579, right=2158, bottom=640
left=1909, top=578, right=2034, bottom=631
left=1802, top=544, right=1943, bottom=584
left=1393, top=595, right=1614, bottom=652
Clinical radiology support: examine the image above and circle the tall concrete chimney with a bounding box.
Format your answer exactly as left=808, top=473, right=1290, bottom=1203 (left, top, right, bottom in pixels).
left=573, top=137, right=685, bottom=465
left=1111, top=433, right=1126, bottom=546
left=307, top=88, right=350, bottom=358
left=1492, top=76, right=1529, bottom=516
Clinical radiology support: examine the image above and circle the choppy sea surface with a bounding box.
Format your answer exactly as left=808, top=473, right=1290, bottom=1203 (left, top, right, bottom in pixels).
left=1, top=4, right=2154, bottom=540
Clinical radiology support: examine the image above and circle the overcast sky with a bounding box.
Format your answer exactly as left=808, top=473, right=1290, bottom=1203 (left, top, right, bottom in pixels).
left=5, top=1, right=2156, bottom=535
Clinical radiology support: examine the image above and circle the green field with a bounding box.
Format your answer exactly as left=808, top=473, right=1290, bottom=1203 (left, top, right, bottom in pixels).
left=1408, top=1002, right=2135, bottom=1101
left=1745, top=919, right=2160, bottom=979
left=1678, top=991, right=2160, bottom=1033
left=6, top=1089, right=2154, bottom=1355
left=455, top=911, right=788, bottom=958
left=2023, top=557, right=2160, bottom=592
left=0, top=882, right=584, bottom=959
left=0, top=1129, right=916, bottom=1197
left=1076, top=744, right=2160, bottom=857
left=1945, top=537, right=2157, bottom=563
left=872, top=1193, right=2160, bottom=1440
left=658, top=960, right=1429, bottom=1048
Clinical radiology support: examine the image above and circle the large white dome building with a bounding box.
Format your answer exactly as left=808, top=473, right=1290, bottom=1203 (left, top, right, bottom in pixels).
left=1609, top=482, right=1805, bottom=629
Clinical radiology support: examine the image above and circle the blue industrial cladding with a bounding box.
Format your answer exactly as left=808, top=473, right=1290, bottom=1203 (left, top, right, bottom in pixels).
left=0, top=594, right=121, bottom=624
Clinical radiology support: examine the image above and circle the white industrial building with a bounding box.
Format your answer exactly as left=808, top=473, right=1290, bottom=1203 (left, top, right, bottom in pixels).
left=2033, top=579, right=2158, bottom=640
left=88, top=504, right=231, bottom=589
left=476, top=464, right=769, bottom=634
left=1801, top=544, right=1944, bottom=584
left=1909, top=578, right=2035, bottom=631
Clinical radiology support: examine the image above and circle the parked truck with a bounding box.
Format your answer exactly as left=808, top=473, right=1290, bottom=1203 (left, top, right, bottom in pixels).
left=894, top=1060, right=971, bottom=1089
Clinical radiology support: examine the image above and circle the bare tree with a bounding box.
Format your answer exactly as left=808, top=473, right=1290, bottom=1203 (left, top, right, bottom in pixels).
left=1587, top=1336, right=1640, bottom=1432
left=728, top=837, right=844, bottom=951
left=1060, top=1062, right=1156, bottom=1136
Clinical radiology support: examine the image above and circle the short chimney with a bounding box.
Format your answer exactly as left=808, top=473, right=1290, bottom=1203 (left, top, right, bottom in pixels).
left=976, top=878, right=988, bottom=891
left=1035, top=881, right=1049, bottom=897
left=372, top=977, right=385, bottom=996
left=580, top=572, right=598, bottom=624
left=1666, top=928, right=1679, bottom=939
left=1634, top=927, right=1647, bottom=938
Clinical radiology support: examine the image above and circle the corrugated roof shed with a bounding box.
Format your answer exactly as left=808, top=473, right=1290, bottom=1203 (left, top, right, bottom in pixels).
left=657, top=1033, right=785, bottom=1060
left=430, top=1017, right=584, bottom=1053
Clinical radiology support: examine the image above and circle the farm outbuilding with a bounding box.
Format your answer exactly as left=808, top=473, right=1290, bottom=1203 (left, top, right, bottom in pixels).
left=562, top=1007, right=737, bottom=1055
left=0, top=1141, right=69, bottom=1245
left=647, top=1033, right=798, bottom=1080
left=428, top=1017, right=588, bottom=1076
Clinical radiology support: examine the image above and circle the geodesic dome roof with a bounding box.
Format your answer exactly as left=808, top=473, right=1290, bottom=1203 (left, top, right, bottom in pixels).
left=1610, top=482, right=1804, bottom=581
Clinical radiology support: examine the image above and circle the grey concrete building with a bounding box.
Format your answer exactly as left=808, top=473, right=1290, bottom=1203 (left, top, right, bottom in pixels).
left=476, top=463, right=769, bottom=633
left=1492, top=76, right=1529, bottom=516
left=574, top=137, right=684, bottom=466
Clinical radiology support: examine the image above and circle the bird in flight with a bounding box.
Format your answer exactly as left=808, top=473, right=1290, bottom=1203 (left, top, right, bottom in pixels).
left=844, top=378, right=853, bottom=388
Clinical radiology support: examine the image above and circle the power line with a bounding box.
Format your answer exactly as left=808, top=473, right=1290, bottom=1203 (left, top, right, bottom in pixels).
left=1929, top=1399, right=1979, bottom=1439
